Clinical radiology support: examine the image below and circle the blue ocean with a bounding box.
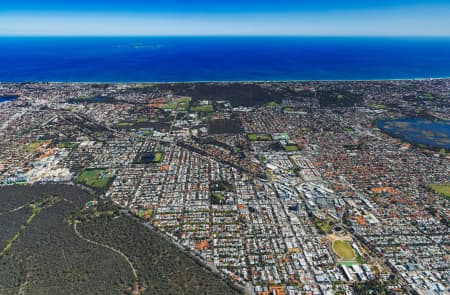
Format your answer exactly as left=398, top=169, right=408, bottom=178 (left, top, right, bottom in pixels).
left=1, top=37, right=450, bottom=82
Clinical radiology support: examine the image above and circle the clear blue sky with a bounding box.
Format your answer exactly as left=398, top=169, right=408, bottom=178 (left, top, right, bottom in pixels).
left=1, top=0, right=450, bottom=36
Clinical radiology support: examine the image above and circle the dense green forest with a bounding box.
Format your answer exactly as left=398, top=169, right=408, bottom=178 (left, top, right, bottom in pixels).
left=0, top=184, right=240, bottom=295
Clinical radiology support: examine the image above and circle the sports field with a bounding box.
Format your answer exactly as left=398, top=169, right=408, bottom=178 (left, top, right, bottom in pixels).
left=429, top=184, right=450, bottom=198
left=162, top=97, right=191, bottom=110
left=190, top=104, right=214, bottom=112
left=76, top=169, right=113, bottom=191
left=116, top=121, right=133, bottom=127
left=283, top=145, right=299, bottom=152
left=247, top=133, right=272, bottom=141
left=332, top=240, right=355, bottom=260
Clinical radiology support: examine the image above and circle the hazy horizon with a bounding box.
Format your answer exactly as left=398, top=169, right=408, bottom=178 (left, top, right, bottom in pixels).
left=1, top=1, right=450, bottom=36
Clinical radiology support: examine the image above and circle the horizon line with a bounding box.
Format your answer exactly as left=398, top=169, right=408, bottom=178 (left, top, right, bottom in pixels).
left=2, top=34, right=450, bottom=38
left=1, top=77, right=449, bottom=84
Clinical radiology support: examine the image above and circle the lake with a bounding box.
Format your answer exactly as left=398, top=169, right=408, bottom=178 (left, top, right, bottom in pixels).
left=0, top=96, right=19, bottom=104
left=377, top=118, right=450, bottom=149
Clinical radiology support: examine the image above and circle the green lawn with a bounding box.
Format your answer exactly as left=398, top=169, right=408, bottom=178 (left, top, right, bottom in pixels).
left=162, top=97, right=192, bottom=111
left=265, top=101, right=280, bottom=107
left=423, top=93, right=434, bottom=100
left=23, top=140, right=49, bottom=153
left=176, top=97, right=192, bottom=111
left=177, top=103, right=189, bottom=111
left=211, top=192, right=225, bottom=204
left=339, top=261, right=357, bottom=267
left=178, top=97, right=191, bottom=103
left=429, top=184, right=450, bottom=199
left=76, top=169, right=113, bottom=191
left=247, top=134, right=258, bottom=141
left=57, top=142, right=77, bottom=149
left=116, top=122, right=133, bottom=127
left=153, top=152, right=163, bottom=162
left=190, top=105, right=214, bottom=113
left=162, top=102, right=178, bottom=109
left=283, top=145, right=299, bottom=152
left=137, top=117, right=149, bottom=123
left=333, top=240, right=356, bottom=260
left=315, top=220, right=331, bottom=234
left=371, top=104, right=386, bottom=110
left=247, top=133, right=272, bottom=141
left=141, top=130, right=154, bottom=137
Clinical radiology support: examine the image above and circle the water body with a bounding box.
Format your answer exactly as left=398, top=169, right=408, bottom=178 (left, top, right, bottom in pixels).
left=0, top=96, right=18, bottom=104
left=1, top=37, right=450, bottom=82
left=377, top=118, right=450, bottom=149
left=140, top=154, right=156, bottom=163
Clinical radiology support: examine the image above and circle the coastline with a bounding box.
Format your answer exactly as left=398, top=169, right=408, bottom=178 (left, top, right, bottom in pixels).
left=1, top=76, right=450, bottom=84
